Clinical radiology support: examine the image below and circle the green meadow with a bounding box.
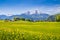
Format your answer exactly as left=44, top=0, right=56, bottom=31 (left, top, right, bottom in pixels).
left=0, top=21, right=60, bottom=40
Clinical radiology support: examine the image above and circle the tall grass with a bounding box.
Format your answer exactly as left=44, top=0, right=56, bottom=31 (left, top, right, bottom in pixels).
left=0, top=21, right=60, bottom=40
left=0, top=28, right=60, bottom=40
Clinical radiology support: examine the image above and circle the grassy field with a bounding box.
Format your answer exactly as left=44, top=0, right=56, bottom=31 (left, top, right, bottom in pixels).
left=0, top=21, right=60, bottom=40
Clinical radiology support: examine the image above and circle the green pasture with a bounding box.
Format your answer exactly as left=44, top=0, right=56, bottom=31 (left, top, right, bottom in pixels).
left=0, top=21, right=60, bottom=40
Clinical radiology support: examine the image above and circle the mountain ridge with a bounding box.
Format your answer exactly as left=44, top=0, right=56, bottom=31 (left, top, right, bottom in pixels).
left=0, top=13, right=50, bottom=21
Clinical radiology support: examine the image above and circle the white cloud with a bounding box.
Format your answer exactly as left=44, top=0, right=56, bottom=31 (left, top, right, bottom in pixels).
left=0, top=5, right=60, bottom=16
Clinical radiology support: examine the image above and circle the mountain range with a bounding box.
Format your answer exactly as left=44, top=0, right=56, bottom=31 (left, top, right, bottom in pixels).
left=0, top=13, right=50, bottom=21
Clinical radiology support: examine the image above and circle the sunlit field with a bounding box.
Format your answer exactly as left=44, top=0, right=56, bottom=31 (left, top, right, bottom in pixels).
left=0, top=21, right=60, bottom=40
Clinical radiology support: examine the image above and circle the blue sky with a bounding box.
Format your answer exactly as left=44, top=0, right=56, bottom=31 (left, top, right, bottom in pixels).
left=0, top=0, right=60, bottom=16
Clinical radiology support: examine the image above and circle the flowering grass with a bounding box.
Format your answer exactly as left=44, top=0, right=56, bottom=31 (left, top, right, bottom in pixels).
left=0, top=21, right=60, bottom=40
